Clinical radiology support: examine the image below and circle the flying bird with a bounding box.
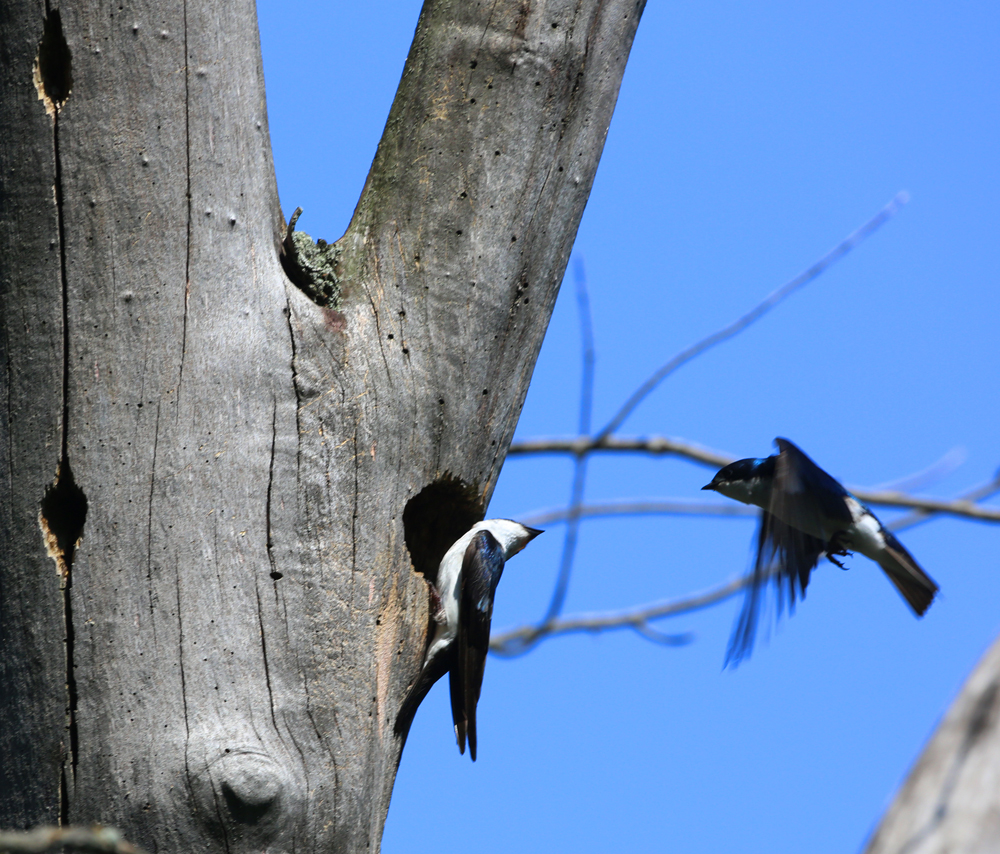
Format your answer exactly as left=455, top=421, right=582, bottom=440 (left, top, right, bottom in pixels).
left=394, top=519, right=542, bottom=760
left=702, top=438, right=939, bottom=666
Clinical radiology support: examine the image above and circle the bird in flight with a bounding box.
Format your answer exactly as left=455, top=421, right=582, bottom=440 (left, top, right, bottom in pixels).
left=702, top=438, right=938, bottom=666
left=395, top=519, right=541, bottom=760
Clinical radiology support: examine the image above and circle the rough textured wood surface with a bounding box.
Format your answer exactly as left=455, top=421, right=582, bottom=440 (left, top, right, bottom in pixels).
left=0, top=0, right=645, bottom=850
left=864, top=633, right=1000, bottom=854
left=0, top=0, right=68, bottom=827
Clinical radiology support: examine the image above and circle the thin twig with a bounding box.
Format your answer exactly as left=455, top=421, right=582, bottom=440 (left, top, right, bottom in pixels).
left=518, top=491, right=1000, bottom=528
left=595, top=192, right=909, bottom=440
left=869, top=446, right=966, bottom=494
left=519, top=499, right=756, bottom=527
left=0, top=826, right=148, bottom=854
left=856, top=490, right=1000, bottom=523
left=889, top=474, right=1000, bottom=531
left=490, top=573, right=754, bottom=652
left=507, top=434, right=734, bottom=467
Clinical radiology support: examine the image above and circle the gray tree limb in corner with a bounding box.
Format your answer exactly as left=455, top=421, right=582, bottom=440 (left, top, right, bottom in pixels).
left=0, top=1, right=646, bottom=851
left=862, top=634, right=1000, bottom=854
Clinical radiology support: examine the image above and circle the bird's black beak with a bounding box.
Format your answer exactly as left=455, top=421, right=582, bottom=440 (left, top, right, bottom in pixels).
left=701, top=483, right=716, bottom=491
left=524, top=526, right=544, bottom=541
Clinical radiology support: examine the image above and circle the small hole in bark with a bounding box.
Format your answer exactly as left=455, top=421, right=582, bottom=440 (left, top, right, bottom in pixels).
left=34, top=9, right=72, bottom=116
left=402, top=476, right=481, bottom=585
left=39, top=458, right=88, bottom=579
left=269, top=571, right=283, bottom=580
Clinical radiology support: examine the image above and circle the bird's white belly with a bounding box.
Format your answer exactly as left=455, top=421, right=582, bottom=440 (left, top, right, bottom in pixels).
left=423, top=529, right=474, bottom=666
left=841, top=498, right=885, bottom=560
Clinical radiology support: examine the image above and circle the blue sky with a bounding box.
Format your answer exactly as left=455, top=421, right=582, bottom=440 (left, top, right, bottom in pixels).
left=257, top=3, right=1000, bottom=851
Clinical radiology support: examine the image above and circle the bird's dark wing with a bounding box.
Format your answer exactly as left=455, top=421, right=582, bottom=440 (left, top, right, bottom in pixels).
left=451, top=530, right=505, bottom=761
left=771, top=437, right=853, bottom=535
left=725, top=509, right=828, bottom=667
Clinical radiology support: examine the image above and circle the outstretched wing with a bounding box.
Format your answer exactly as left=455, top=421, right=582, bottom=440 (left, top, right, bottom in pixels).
left=726, top=439, right=857, bottom=665
left=725, top=509, right=828, bottom=667
left=451, top=530, right=505, bottom=761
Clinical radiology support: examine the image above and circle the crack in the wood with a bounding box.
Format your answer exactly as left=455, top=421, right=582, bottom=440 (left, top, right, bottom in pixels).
left=255, top=584, right=279, bottom=733
left=283, top=295, right=303, bottom=510
left=175, top=571, right=192, bottom=781
left=178, top=0, right=192, bottom=396
left=146, top=402, right=161, bottom=632
left=60, top=560, right=79, bottom=823
left=37, top=3, right=81, bottom=822
left=4, top=329, right=11, bottom=521
left=365, top=268, right=395, bottom=392
left=208, top=778, right=232, bottom=854
left=266, top=398, right=280, bottom=582
left=351, top=430, right=359, bottom=575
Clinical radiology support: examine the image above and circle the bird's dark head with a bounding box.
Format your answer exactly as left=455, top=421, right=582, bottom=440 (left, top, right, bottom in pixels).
left=702, top=456, right=774, bottom=505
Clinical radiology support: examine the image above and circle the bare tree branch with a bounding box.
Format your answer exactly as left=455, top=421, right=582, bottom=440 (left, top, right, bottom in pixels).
left=491, top=573, right=751, bottom=653
left=889, top=473, right=1000, bottom=531
left=518, top=491, right=1000, bottom=528
left=0, top=826, right=147, bottom=854
left=594, top=192, right=910, bottom=440
left=508, top=434, right=735, bottom=466
left=869, top=446, right=967, bottom=493
left=519, top=499, right=756, bottom=527
left=852, top=490, right=1000, bottom=523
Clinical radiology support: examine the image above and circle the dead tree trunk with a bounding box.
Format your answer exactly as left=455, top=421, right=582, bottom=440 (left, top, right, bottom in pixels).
left=864, top=633, right=1000, bottom=853
left=0, top=0, right=644, bottom=850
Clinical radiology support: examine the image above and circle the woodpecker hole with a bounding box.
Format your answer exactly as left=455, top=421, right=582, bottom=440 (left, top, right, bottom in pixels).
left=33, top=9, right=73, bottom=117
left=39, top=458, right=88, bottom=581
left=402, top=476, right=481, bottom=585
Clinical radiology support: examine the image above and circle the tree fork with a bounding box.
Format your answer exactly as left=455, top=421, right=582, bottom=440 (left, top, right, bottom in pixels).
left=0, top=0, right=645, bottom=850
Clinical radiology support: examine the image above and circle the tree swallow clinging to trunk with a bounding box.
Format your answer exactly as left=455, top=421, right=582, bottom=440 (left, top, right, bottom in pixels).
left=394, top=519, right=542, bottom=760
left=703, top=438, right=939, bottom=666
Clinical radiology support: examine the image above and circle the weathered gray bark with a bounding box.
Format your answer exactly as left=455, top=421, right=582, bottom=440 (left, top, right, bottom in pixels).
left=864, top=634, right=1000, bottom=854
left=0, top=0, right=644, bottom=851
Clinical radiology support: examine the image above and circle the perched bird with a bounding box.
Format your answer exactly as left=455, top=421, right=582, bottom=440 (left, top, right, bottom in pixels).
left=394, top=519, right=542, bottom=760
left=703, top=438, right=939, bottom=666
